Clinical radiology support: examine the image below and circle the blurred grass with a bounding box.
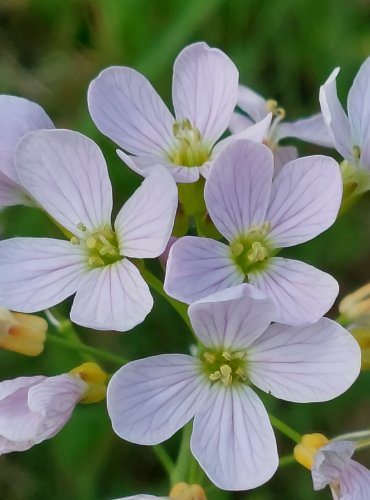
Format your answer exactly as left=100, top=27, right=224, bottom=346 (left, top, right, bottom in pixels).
left=0, top=0, right=370, bottom=498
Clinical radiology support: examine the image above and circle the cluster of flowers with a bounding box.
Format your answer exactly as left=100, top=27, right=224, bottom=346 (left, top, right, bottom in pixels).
left=0, top=41, right=369, bottom=498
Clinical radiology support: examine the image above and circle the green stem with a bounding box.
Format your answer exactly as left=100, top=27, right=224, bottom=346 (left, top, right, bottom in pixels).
left=279, top=454, right=296, bottom=467
left=141, top=267, right=193, bottom=332
left=152, top=444, right=175, bottom=478
left=269, top=414, right=302, bottom=444
left=47, top=335, right=127, bottom=366
left=171, top=423, right=193, bottom=485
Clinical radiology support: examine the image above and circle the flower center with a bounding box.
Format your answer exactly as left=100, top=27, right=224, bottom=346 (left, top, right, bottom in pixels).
left=71, top=224, right=121, bottom=268
left=230, top=223, right=272, bottom=275
left=168, top=118, right=211, bottom=167
left=202, top=350, right=248, bottom=386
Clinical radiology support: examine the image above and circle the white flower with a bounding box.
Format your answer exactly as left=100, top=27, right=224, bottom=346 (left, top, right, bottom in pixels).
left=88, top=42, right=270, bottom=184
left=0, top=129, right=178, bottom=331
left=0, top=95, right=54, bottom=207
left=0, top=373, right=87, bottom=454
left=320, top=57, right=370, bottom=171
left=229, top=84, right=333, bottom=172
left=312, top=441, right=370, bottom=499
left=164, top=139, right=341, bottom=325
left=114, top=482, right=206, bottom=500
left=107, top=285, right=360, bottom=491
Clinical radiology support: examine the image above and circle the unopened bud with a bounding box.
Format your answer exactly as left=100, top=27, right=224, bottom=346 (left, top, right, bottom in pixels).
left=70, top=362, right=108, bottom=403
left=339, top=283, right=370, bottom=326
left=350, top=327, right=370, bottom=370
left=0, top=308, right=47, bottom=356
left=169, top=482, right=207, bottom=500
left=294, top=433, right=330, bottom=470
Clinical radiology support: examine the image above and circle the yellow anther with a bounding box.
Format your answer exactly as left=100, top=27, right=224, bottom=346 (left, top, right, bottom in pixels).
left=230, top=241, right=244, bottom=258
left=77, top=223, right=87, bottom=231
left=88, top=256, right=105, bottom=267
left=247, top=241, right=268, bottom=263
left=209, top=370, right=221, bottom=382
left=219, top=364, right=232, bottom=385
left=0, top=308, right=47, bottom=357
left=353, top=145, right=361, bottom=161
left=222, top=351, right=232, bottom=361
left=70, top=362, right=108, bottom=404
left=70, top=236, right=80, bottom=245
left=235, top=367, right=247, bottom=380
left=266, top=99, right=278, bottom=113
left=86, top=237, right=97, bottom=249
left=203, top=352, right=216, bottom=363
left=294, top=433, right=330, bottom=470
left=170, top=118, right=210, bottom=167
left=169, top=482, right=207, bottom=500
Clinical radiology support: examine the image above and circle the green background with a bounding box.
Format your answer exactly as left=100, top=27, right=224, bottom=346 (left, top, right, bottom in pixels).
left=0, top=0, right=369, bottom=498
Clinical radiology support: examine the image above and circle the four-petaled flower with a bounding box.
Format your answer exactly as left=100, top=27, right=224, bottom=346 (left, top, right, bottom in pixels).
left=88, top=42, right=270, bottom=184
left=107, top=285, right=360, bottom=491
left=164, top=139, right=342, bottom=325
left=0, top=129, right=178, bottom=331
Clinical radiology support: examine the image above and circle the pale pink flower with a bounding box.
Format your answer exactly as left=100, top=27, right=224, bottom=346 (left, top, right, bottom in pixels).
left=164, top=139, right=341, bottom=325
left=88, top=42, right=270, bottom=184
left=229, top=84, right=333, bottom=172
left=0, top=95, right=53, bottom=207
left=107, top=285, right=360, bottom=491
left=0, top=129, right=177, bottom=331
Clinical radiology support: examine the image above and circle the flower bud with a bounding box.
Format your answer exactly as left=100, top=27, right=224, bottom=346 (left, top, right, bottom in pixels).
left=69, top=362, right=108, bottom=403
left=339, top=283, right=370, bottom=326
left=294, top=433, right=330, bottom=470
left=169, top=482, right=206, bottom=500
left=0, top=308, right=47, bottom=356
left=347, top=327, right=370, bottom=370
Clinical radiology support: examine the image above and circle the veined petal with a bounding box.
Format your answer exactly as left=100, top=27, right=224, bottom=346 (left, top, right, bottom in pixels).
left=0, top=95, right=53, bottom=182
left=348, top=57, right=370, bottom=169
left=236, top=84, right=268, bottom=122
left=191, top=385, right=278, bottom=491
left=266, top=156, right=342, bottom=247
left=16, top=130, right=113, bottom=238
left=312, top=441, right=356, bottom=490
left=228, top=111, right=254, bottom=134
left=188, top=284, right=275, bottom=350
left=88, top=67, right=175, bottom=156
left=114, top=496, right=167, bottom=500
left=70, top=259, right=153, bottom=332
left=107, top=354, right=207, bottom=445
left=319, top=68, right=352, bottom=161
left=115, top=167, right=177, bottom=258
left=117, top=149, right=200, bottom=183
left=0, top=170, right=29, bottom=207
left=276, top=113, right=334, bottom=148
left=164, top=237, right=243, bottom=304
left=249, top=258, right=339, bottom=326
left=172, top=42, right=238, bottom=145
left=248, top=318, right=361, bottom=403
left=27, top=374, right=85, bottom=443
left=0, top=238, right=85, bottom=313
left=205, top=140, right=273, bottom=241
left=273, top=146, right=298, bottom=176
left=339, top=459, right=370, bottom=498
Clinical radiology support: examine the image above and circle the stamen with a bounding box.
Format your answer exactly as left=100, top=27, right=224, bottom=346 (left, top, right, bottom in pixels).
left=353, top=145, right=361, bottom=161
left=70, top=236, right=80, bottom=245
left=169, top=118, right=211, bottom=167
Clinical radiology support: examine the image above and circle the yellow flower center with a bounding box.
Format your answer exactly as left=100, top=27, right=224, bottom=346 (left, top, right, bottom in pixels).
left=71, top=224, right=121, bottom=268
left=169, top=482, right=207, bottom=500
left=230, top=222, right=272, bottom=275
left=70, top=362, right=108, bottom=403
left=168, top=118, right=211, bottom=167
left=202, top=349, right=248, bottom=386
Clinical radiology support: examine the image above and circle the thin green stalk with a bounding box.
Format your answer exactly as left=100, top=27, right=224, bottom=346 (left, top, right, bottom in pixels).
left=47, top=334, right=127, bottom=366
left=140, top=267, right=193, bottom=332
left=279, top=454, right=296, bottom=467
left=171, top=423, right=193, bottom=485
left=152, top=444, right=175, bottom=478
left=269, top=414, right=302, bottom=444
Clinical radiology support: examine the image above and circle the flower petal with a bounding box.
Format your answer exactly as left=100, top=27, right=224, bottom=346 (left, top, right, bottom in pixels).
left=266, top=155, right=342, bottom=247
left=115, top=167, right=177, bottom=258
left=228, top=111, right=254, bottom=134
left=70, top=259, right=153, bottom=332
left=107, top=354, right=207, bottom=445
left=191, top=385, right=278, bottom=490
left=117, top=149, right=200, bottom=183
left=0, top=238, right=85, bottom=312
left=312, top=440, right=356, bottom=490
left=248, top=317, right=361, bottom=402
left=236, top=84, right=268, bottom=122
left=272, top=145, right=298, bottom=176
left=0, top=171, right=28, bottom=207
left=340, top=459, right=370, bottom=498
left=0, top=95, right=53, bottom=182
left=188, top=284, right=275, bottom=350
left=348, top=57, right=370, bottom=169
left=319, top=68, right=352, bottom=161
left=172, top=42, right=238, bottom=145
left=276, top=113, right=334, bottom=148
left=249, top=257, right=339, bottom=325
left=205, top=140, right=273, bottom=241
left=164, top=236, right=243, bottom=304
left=16, top=129, right=113, bottom=238
left=88, top=67, right=174, bottom=156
